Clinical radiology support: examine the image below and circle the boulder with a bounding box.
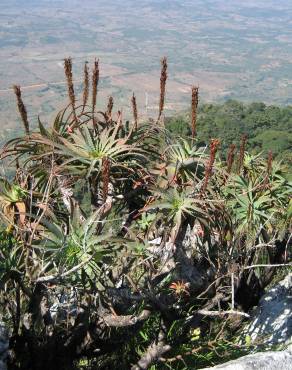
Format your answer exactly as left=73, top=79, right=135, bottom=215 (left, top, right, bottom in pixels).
left=244, top=273, right=292, bottom=346
left=200, top=346, right=292, bottom=370
left=201, top=273, right=292, bottom=369
left=0, top=322, right=8, bottom=370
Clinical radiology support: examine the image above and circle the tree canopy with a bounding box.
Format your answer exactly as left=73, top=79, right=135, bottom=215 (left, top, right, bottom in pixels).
left=166, top=100, right=292, bottom=174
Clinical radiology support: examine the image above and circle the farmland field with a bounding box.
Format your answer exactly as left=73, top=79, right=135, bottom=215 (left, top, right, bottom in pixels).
left=0, top=0, right=292, bottom=137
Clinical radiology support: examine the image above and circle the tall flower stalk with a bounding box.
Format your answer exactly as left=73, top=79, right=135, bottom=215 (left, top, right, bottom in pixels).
left=82, top=61, right=89, bottom=112
left=263, top=150, right=273, bottom=189
left=201, top=139, right=220, bottom=194
left=131, top=93, right=138, bottom=130
left=226, top=144, right=236, bottom=174
left=157, top=57, right=168, bottom=122
left=237, top=134, right=247, bottom=174
left=64, top=58, right=77, bottom=124
left=13, top=85, right=29, bottom=135
left=191, top=86, right=199, bottom=140
left=106, top=96, right=114, bottom=123
left=92, top=58, right=99, bottom=114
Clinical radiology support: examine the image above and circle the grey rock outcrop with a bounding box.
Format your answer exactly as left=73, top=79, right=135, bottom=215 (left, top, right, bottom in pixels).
left=0, top=322, right=8, bottom=370
left=201, top=346, right=292, bottom=370
left=244, top=273, right=292, bottom=346
left=200, top=273, right=292, bottom=369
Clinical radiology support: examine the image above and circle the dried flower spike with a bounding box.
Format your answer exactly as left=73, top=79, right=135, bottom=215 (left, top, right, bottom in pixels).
left=117, top=110, right=123, bottom=127
left=263, top=150, right=273, bottom=189
left=82, top=61, right=89, bottom=111
left=131, top=93, right=138, bottom=130
left=191, top=86, right=199, bottom=139
left=267, top=150, right=273, bottom=175
left=237, top=134, right=247, bottom=174
left=92, top=58, right=99, bottom=113
left=201, top=138, right=220, bottom=194
left=106, top=96, right=114, bottom=122
left=64, top=57, right=77, bottom=123
left=158, top=56, right=168, bottom=121
left=226, top=144, right=236, bottom=174
left=13, top=85, right=29, bottom=135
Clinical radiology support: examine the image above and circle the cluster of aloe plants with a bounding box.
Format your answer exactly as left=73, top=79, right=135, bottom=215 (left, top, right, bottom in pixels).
left=0, top=58, right=291, bottom=370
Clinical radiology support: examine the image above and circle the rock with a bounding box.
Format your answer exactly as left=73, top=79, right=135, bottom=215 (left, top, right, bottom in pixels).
left=0, top=322, right=8, bottom=370
left=200, top=274, right=292, bottom=369
left=200, top=346, right=292, bottom=370
left=243, top=273, right=292, bottom=346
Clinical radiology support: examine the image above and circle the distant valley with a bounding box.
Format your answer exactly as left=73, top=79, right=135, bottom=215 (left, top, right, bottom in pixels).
left=0, top=0, right=292, bottom=137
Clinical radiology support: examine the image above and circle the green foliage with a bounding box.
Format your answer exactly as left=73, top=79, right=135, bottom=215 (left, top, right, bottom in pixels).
left=0, top=94, right=291, bottom=370
left=166, top=116, right=191, bottom=137
left=166, top=100, right=292, bottom=164
left=223, top=153, right=291, bottom=237
left=0, top=230, right=22, bottom=283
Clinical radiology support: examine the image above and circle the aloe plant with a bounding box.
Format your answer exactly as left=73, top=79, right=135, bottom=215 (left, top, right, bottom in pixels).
left=0, top=178, right=27, bottom=226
